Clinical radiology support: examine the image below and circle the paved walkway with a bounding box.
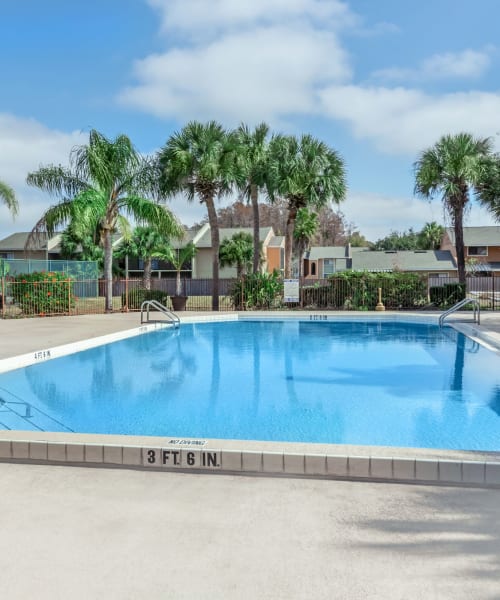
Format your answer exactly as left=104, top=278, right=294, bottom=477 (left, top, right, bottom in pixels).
left=1, top=310, right=499, bottom=598
left=1, top=462, right=499, bottom=600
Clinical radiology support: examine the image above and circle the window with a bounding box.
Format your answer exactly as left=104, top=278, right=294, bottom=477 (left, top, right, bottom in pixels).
left=323, top=259, right=335, bottom=277
left=311, top=262, right=316, bottom=276
left=468, top=246, right=487, bottom=256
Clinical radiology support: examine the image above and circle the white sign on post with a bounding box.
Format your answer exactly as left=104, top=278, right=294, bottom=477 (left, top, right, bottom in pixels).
left=284, top=279, right=300, bottom=303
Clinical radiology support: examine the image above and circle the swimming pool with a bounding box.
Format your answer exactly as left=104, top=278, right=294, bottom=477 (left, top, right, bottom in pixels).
left=0, top=319, right=499, bottom=451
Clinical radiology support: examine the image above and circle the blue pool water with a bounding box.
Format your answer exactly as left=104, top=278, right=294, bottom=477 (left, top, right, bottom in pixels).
left=0, top=320, right=499, bottom=450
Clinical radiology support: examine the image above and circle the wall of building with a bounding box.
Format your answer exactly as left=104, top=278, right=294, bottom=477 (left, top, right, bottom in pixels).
left=466, top=246, right=500, bottom=262
left=266, top=247, right=282, bottom=274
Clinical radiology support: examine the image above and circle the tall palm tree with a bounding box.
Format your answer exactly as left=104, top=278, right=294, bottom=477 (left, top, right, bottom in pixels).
left=219, top=232, right=254, bottom=278
left=27, top=129, right=181, bottom=311
left=294, top=208, right=318, bottom=279
left=0, top=180, right=19, bottom=218
left=234, top=123, right=270, bottom=274
left=158, top=121, right=242, bottom=310
left=268, top=134, right=346, bottom=278
left=414, top=133, right=493, bottom=284
left=476, top=154, right=500, bottom=221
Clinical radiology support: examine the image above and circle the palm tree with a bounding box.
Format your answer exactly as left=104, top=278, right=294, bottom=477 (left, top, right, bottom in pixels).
left=158, top=121, right=242, bottom=311
left=115, top=226, right=165, bottom=290
left=476, top=154, right=500, bottom=220
left=294, top=208, right=318, bottom=279
left=414, top=133, right=493, bottom=284
left=219, top=232, right=254, bottom=278
left=27, top=129, right=181, bottom=311
left=0, top=179, right=19, bottom=219
left=234, top=123, right=270, bottom=274
left=268, top=134, right=346, bottom=278
left=418, top=221, right=445, bottom=250
left=154, top=241, right=197, bottom=298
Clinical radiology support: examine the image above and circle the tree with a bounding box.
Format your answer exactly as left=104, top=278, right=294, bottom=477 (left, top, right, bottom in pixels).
left=414, top=133, right=493, bottom=284
left=0, top=179, right=19, bottom=219
left=371, top=228, right=420, bottom=251
left=418, top=221, right=445, bottom=250
left=158, top=121, right=241, bottom=310
left=219, top=232, right=254, bottom=278
left=234, top=123, right=270, bottom=274
left=153, top=241, right=197, bottom=297
left=294, top=208, right=318, bottom=278
left=59, top=221, right=103, bottom=265
left=476, top=154, right=500, bottom=220
left=115, top=226, right=165, bottom=290
left=26, top=129, right=181, bottom=311
left=268, top=134, right=346, bottom=278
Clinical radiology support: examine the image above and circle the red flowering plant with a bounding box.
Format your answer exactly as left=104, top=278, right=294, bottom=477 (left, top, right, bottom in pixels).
left=11, top=271, right=75, bottom=315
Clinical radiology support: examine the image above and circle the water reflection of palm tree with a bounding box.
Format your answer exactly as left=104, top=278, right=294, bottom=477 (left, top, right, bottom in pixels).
left=150, top=333, right=197, bottom=392
left=450, top=334, right=465, bottom=393
left=210, top=328, right=220, bottom=403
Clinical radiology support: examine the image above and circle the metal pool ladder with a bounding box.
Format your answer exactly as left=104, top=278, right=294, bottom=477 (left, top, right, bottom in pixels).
left=438, top=297, right=480, bottom=327
left=140, top=300, right=180, bottom=328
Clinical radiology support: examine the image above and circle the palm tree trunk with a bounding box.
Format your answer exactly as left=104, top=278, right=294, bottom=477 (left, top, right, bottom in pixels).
left=453, top=201, right=466, bottom=285
left=176, top=269, right=182, bottom=297
left=251, top=183, right=260, bottom=274
left=143, top=257, right=152, bottom=290
left=205, top=196, right=220, bottom=311
left=284, top=205, right=297, bottom=278
left=103, top=228, right=113, bottom=312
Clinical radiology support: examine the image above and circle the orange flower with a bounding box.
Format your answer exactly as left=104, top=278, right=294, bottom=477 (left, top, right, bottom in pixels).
left=47, top=291, right=52, bottom=297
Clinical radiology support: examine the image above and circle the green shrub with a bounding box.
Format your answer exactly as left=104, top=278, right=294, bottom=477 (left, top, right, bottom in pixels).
left=122, top=288, right=168, bottom=310
left=11, top=271, right=75, bottom=315
left=230, top=271, right=283, bottom=309
left=429, top=282, right=466, bottom=307
left=302, top=271, right=427, bottom=309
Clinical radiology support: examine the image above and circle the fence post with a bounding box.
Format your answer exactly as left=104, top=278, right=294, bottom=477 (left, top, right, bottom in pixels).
left=1, top=277, right=4, bottom=319
left=67, top=279, right=71, bottom=315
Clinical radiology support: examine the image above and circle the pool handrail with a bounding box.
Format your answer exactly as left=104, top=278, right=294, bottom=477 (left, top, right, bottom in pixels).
left=140, top=300, right=180, bottom=328
left=438, top=297, right=480, bottom=327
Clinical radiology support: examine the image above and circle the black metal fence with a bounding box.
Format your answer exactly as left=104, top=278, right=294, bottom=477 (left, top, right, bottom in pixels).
left=2, top=274, right=499, bottom=318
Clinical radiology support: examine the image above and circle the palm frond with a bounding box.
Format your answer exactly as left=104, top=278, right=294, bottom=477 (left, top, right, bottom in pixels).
left=26, top=165, right=88, bottom=198
left=0, top=180, right=19, bottom=217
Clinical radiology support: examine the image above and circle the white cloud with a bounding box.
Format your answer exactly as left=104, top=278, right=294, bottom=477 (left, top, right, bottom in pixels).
left=0, top=113, right=86, bottom=239
left=119, top=23, right=350, bottom=125
left=119, top=0, right=355, bottom=124
left=320, top=85, right=500, bottom=155
left=342, top=191, right=497, bottom=241
left=147, top=0, right=357, bottom=37
left=373, top=49, right=492, bottom=82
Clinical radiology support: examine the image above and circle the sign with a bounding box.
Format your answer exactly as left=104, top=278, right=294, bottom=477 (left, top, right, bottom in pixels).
left=143, top=448, right=221, bottom=469
left=167, top=438, right=206, bottom=446
left=283, top=279, right=300, bottom=303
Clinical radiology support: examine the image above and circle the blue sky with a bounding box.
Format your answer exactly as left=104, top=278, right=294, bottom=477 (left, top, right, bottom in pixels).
left=1, top=0, right=499, bottom=241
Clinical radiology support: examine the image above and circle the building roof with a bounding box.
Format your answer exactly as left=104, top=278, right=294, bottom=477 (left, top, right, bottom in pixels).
left=0, top=232, right=49, bottom=251
left=446, top=226, right=500, bottom=246
left=193, top=226, right=274, bottom=248
left=268, top=236, right=285, bottom=248
left=351, top=250, right=457, bottom=272
left=307, top=246, right=366, bottom=260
